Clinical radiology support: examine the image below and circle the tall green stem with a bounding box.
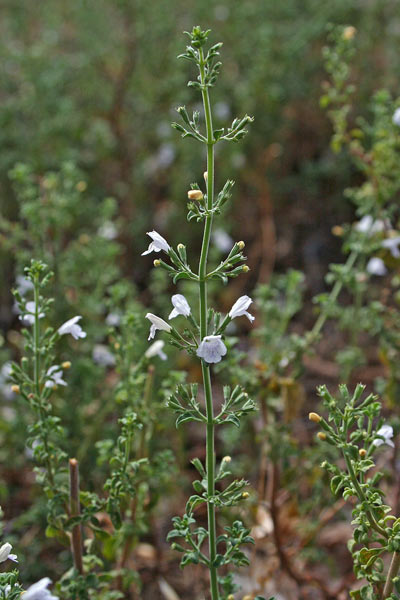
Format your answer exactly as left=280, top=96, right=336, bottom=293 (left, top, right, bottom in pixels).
left=33, top=275, right=54, bottom=488
left=310, top=250, right=358, bottom=341
left=198, top=48, right=219, bottom=600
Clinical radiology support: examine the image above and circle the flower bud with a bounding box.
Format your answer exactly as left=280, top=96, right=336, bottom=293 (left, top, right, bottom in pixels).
left=76, top=181, right=87, bottom=192
left=114, top=342, right=120, bottom=350
left=237, top=241, right=245, bottom=250
left=343, top=26, right=356, bottom=40
left=332, top=225, right=344, bottom=237
left=11, top=385, right=20, bottom=394
left=223, top=456, right=231, bottom=463
left=309, top=412, right=322, bottom=423
left=153, top=259, right=161, bottom=267
left=61, top=361, right=71, bottom=370
left=242, top=265, right=250, bottom=273
left=188, top=190, right=204, bottom=201
left=241, top=492, right=249, bottom=499
left=203, top=171, right=208, bottom=183
left=359, top=448, right=367, bottom=458
left=227, top=596, right=234, bottom=600
left=177, top=243, right=185, bottom=250
left=317, top=432, right=326, bottom=441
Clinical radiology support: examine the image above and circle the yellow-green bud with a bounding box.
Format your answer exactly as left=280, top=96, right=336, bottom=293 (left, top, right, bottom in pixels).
left=227, top=596, right=234, bottom=600
left=332, top=225, right=344, bottom=237
left=237, top=241, right=245, bottom=250
left=309, top=412, right=322, bottom=423
left=242, top=492, right=250, bottom=499
left=153, top=259, right=161, bottom=267
left=343, top=26, right=356, bottom=40
left=11, top=385, right=20, bottom=394
left=76, top=181, right=87, bottom=192
left=61, top=361, right=71, bottom=370
left=177, top=243, right=185, bottom=250
left=359, top=448, right=367, bottom=458
left=317, top=432, right=326, bottom=441
left=242, top=265, right=250, bottom=273
left=187, top=190, right=204, bottom=201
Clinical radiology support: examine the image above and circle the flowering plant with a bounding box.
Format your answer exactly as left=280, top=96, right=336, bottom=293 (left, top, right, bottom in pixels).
left=140, top=26, right=265, bottom=600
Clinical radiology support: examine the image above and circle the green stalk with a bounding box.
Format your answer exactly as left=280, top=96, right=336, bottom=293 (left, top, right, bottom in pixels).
left=382, top=551, right=400, bottom=599
left=198, top=47, right=219, bottom=600
left=33, top=274, right=54, bottom=488
left=310, top=250, right=358, bottom=340
left=343, top=453, right=386, bottom=538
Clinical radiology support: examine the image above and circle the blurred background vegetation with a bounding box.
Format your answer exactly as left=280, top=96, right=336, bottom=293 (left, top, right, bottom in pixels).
left=1, top=1, right=400, bottom=598
left=1, top=0, right=399, bottom=301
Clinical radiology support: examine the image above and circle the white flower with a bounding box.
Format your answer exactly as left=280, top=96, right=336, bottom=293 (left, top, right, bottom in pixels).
left=393, top=108, right=400, bottom=126
left=197, top=335, right=227, bottom=364
left=16, top=275, right=34, bottom=296
left=168, top=294, right=191, bottom=320
left=212, top=229, right=233, bottom=252
left=229, top=295, right=255, bottom=323
left=20, top=301, right=45, bottom=326
left=0, top=362, right=14, bottom=401
left=93, top=344, right=116, bottom=367
left=145, top=340, right=167, bottom=361
left=0, top=542, right=17, bottom=563
left=105, top=312, right=121, bottom=327
left=24, top=578, right=58, bottom=600
left=355, top=215, right=385, bottom=235
left=145, top=313, right=172, bottom=340
left=58, top=316, right=87, bottom=340
left=382, top=236, right=400, bottom=258
left=44, top=366, right=67, bottom=389
left=98, top=221, right=118, bottom=240
left=367, top=257, right=387, bottom=276
left=373, top=424, right=395, bottom=448
left=141, top=231, right=170, bottom=256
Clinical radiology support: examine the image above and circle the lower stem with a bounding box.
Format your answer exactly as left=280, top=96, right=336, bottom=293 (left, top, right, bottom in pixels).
left=383, top=552, right=400, bottom=599
left=202, top=362, right=219, bottom=600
